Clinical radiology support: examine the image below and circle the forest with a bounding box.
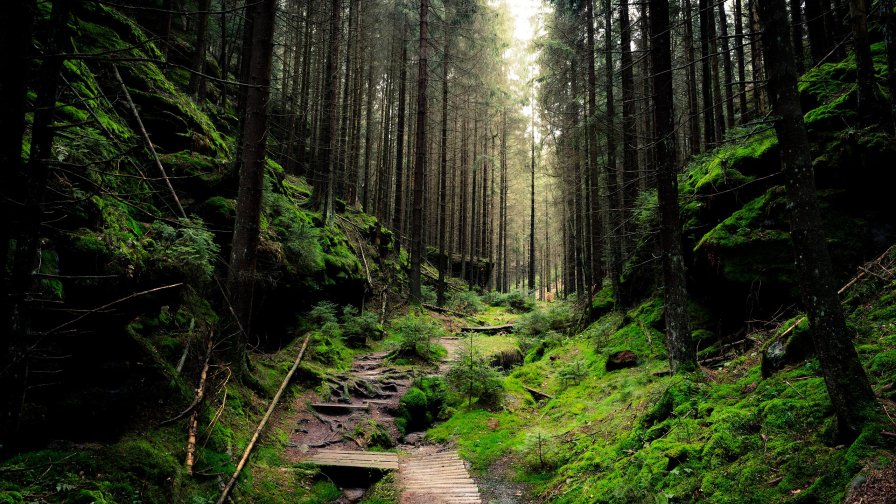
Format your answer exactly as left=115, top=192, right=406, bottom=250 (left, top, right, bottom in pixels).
left=1, top=0, right=895, bottom=502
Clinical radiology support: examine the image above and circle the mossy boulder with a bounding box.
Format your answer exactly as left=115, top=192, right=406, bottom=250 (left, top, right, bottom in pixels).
left=761, top=318, right=814, bottom=377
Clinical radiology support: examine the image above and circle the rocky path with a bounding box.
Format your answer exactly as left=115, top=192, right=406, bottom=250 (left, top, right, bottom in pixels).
left=286, top=335, right=483, bottom=503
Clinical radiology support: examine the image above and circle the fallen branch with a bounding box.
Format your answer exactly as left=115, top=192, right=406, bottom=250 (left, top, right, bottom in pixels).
left=216, top=333, right=311, bottom=504
left=43, top=283, right=182, bottom=336
left=186, top=337, right=213, bottom=476
left=778, top=244, right=896, bottom=339
left=175, top=341, right=190, bottom=374
left=112, top=64, right=185, bottom=217
left=460, top=324, right=514, bottom=334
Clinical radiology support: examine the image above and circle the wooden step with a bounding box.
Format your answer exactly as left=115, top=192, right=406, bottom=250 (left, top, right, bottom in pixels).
left=306, top=449, right=398, bottom=470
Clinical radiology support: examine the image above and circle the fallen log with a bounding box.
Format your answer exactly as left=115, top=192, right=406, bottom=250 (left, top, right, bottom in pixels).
left=523, top=385, right=553, bottom=401
left=216, top=333, right=311, bottom=504
left=460, top=324, right=514, bottom=334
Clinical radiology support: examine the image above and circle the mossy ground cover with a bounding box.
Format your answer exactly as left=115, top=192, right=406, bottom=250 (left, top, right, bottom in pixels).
left=425, top=286, right=896, bottom=503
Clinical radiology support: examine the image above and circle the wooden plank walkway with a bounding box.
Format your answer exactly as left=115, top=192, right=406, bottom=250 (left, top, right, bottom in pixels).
left=399, top=451, right=481, bottom=504
left=305, top=450, right=399, bottom=470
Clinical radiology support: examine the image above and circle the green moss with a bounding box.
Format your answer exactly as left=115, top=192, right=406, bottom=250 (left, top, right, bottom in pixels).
left=680, top=129, right=777, bottom=197
left=696, top=186, right=790, bottom=251
left=427, top=410, right=523, bottom=470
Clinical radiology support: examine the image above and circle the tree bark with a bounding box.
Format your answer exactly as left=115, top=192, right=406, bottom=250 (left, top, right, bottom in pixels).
left=718, top=0, right=736, bottom=127
left=848, top=0, right=877, bottom=121
left=699, top=0, right=718, bottom=146
left=757, top=0, right=876, bottom=437
left=682, top=0, right=702, bottom=153
left=790, top=0, right=805, bottom=73
left=805, top=0, right=830, bottom=64
left=392, top=22, right=408, bottom=241
left=226, top=0, right=277, bottom=373
left=884, top=0, right=896, bottom=127
left=409, top=0, right=428, bottom=301
left=529, top=95, right=537, bottom=293
left=189, top=0, right=212, bottom=99
left=619, top=0, right=641, bottom=256
left=601, top=0, right=622, bottom=302
left=734, top=0, right=750, bottom=120
left=437, top=37, right=450, bottom=306
left=313, top=0, right=342, bottom=222
left=651, top=0, right=697, bottom=372
left=0, top=0, right=44, bottom=451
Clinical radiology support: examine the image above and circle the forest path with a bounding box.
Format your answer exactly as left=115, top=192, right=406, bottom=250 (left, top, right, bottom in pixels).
left=282, top=329, right=484, bottom=502
left=398, top=448, right=482, bottom=503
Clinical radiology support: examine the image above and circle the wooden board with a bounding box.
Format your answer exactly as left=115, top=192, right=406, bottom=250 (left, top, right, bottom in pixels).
left=399, top=450, right=481, bottom=503
left=306, top=450, right=399, bottom=470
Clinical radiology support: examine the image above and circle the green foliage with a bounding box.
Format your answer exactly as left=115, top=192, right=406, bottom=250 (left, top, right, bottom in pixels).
left=484, top=289, right=535, bottom=313
left=386, top=314, right=447, bottom=362
left=397, top=376, right=449, bottom=433
left=446, top=346, right=505, bottom=409
left=447, top=289, right=486, bottom=315
left=426, top=410, right=523, bottom=470
left=341, top=305, right=385, bottom=346
left=149, top=217, right=220, bottom=283
left=680, top=129, right=777, bottom=198
left=307, top=301, right=339, bottom=327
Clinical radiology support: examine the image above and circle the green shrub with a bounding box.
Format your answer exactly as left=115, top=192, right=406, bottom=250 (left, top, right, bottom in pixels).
left=148, top=217, right=219, bottom=283
left=340, top=306, right=384, bottom=347
left=447, top=289, right=485, bottom=315
left=307, top=301, right=339, bottom=327
left=388, top=314, right=446, bottom=362
left=487, top=289, right=534, bottom=312
left=446, top=351, right=505, bottom=409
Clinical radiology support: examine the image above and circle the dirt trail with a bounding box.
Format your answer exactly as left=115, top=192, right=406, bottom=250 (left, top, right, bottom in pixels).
left=283, top=330, right=521, bottom=503
left=285, top=351, right=413, bottom=457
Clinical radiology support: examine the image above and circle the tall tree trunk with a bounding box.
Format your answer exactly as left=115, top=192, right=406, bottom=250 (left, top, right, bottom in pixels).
left=1, top=0, right=56, bottom=451
left=585, top=2, right=603, bottom=291
left=699, top=0, right=718, bottom=146
left=294, top=10, right=313, bottom=175
left=734, top=0, right=750, bottom=120
left=189, top=0, right=212, bottom=98
left=709, top=0, right=726, bottom=139
left=392, top=22, right=408, bottom=241
left=790, top=0, right=805, bottom=73
left=620, top=0, right=641, bottom=257
left=883, top=0, right=896, bottom=127
left=848, top=0, right=877, bottom=121
left=408, top=0, right=426, bottom=304
left=218, top=0, right=229, bottom=106
left=377, top=58, right=394, bottom=221
left=437, top=37, right=449, bottom=306
left=805, top=0, right=830, bottom=64
left=226, top=0, right=277, bottom=374
left=501, top=113, right=509, bottom=292
left=757, top=0, right=876, bottom=438
left=749, top=0, right=767, bottom=116
left=651, top=0, right=697, bottom=373
left=718, top=0, right=736, bottom=128
left=601, top=0, right=622, bottom=302
left=682, top=0, right=702, bottom=153
left=459, top=116, right=468, bottom=284
left=313, top=0, right=342, bottom=221
left=362, top=59, right=375, bottom=211
left=529, top=100, right=537, bottom=293
left=337, top=0, right=356, bottom=203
